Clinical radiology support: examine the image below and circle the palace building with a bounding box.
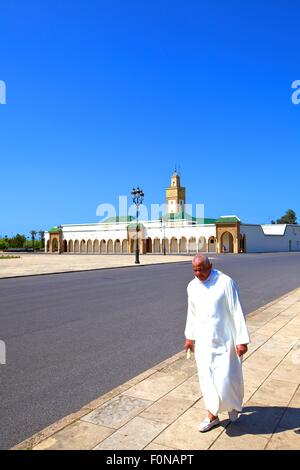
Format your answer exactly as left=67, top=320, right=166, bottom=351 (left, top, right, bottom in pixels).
left=45, top=171, right=300, bottom=255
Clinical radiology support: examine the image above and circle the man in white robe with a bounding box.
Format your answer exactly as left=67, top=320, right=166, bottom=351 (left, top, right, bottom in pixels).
left=185, top=254, right=250, bottom=432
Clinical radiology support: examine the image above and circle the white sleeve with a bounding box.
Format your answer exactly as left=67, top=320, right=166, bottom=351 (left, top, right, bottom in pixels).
left=227, top=279, right=250, bottom=345
left=184, top=287, right=196, bottom=340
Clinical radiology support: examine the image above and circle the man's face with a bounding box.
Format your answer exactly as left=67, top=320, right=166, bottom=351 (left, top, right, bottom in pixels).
left=192, top=260, right=212, bottom=282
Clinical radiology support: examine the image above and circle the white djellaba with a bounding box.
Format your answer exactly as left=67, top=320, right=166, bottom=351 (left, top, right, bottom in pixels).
left=185, top=269, right=250, bottom=417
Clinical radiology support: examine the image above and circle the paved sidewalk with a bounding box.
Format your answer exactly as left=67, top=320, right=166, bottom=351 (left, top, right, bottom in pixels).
left=14, top=288, right=300, bottom=450
left=0, top=253, right=194, bottom=278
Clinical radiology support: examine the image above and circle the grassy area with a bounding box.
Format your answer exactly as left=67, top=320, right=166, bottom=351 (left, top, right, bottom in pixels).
left=0, top=255, right=21, bottom=259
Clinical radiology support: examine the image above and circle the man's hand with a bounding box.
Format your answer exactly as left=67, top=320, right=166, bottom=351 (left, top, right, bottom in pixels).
left=185, top=339, right=194, bottom=353
left=236, top=344, right=248, bottom=357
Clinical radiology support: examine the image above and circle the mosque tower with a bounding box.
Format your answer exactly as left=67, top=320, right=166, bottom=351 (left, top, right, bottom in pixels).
left=166, top=169, right=186, bottom=214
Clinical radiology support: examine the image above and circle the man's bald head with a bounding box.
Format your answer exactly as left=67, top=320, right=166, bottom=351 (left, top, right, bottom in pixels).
left=192, top=254, right=212, bottom=282
left=192, top=254, right=211, bottom=267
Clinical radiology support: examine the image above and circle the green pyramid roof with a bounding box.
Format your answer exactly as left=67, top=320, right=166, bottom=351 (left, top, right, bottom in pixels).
left=48, top=226, right=62, bottom=233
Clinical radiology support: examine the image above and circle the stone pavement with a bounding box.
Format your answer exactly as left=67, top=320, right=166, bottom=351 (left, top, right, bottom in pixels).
left=13, top=287, right=300, bottom=450
left=0, top=253, right=194, bottom=278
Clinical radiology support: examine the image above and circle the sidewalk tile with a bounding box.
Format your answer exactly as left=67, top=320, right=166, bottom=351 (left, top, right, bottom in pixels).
left=82, top=395, right=153, bottom=429
left=266, top=428, right=300, bottom=450
left=168, top=375, right=201, bottom=402
left=140, top=396, right=194, bottom=424
left=256, top=321, right=288, bottom=337
left=288, top=316, right=300, bottom=326
left=277, top=385, right=300, bottom=429
left=93, top=417, right=167, bottom=450
left=153, top=406, right=226, bottom=450
left=270, top=360, right=300, bottom=384
left=244, top=334, right=269, bottom=356
left=278, top=324, right=300, bottom=337
left=243, top=363, right=271, bottom=387
left=122, top=372, right=186, bottom=401
left=244, top=351, right=282, bottom=373
left=209, top=426, right=268, bottom=450
left=161, top=356, right=198, bottom=379
left=144, top=443, right=177, bottom=450
left=33, top=421, right=113, bottom=450
left=250, top=379, right=298, bottom=407
left=258, top=339, right=294, bottom=356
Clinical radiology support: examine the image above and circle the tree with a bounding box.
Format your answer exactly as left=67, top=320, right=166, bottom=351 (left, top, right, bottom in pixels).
left=10, top=233, right=26, bottom=248
left=39, top=230, right=45, bottom=249
left=273, top=209, right=297, bottom=225
left=30, top=230, right=37, bottom=250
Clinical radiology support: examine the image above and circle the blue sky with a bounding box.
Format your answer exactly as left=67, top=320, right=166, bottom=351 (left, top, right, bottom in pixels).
left=0, top=0, right=299, bottom=236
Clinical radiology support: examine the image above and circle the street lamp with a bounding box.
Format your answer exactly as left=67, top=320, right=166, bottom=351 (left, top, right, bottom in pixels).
left=160, top=215, right=166, bottom=255
left=58, top=225, right=62, bottom=255
left=131, top=186, right=144, bottom=264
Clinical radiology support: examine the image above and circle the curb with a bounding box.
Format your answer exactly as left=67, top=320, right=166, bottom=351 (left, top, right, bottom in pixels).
left=0, top=259, right=192, bottom=280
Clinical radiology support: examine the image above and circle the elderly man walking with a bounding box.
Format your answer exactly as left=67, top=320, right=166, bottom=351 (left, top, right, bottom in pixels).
left=185, top=254, right=250, bottom=432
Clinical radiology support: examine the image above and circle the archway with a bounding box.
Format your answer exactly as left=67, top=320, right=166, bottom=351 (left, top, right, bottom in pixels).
left=162, top=238, right=169, bottom=254
left=114, top=239, right=121, bottom=253
left=153, top=238, right=160, bottom=253
left=179, top=237, right=187, bottom=253
left=93, top=240, right=99, bottom=253
left=80, top=240, right=86, bottom=253
left=122, top=239, right=128, bottom=253
left=51, top=238, right=58, bottom=252
left=146, top=238, right=152, bottom=253
left=170, top=237, right=178, bottom=253
left=74, top=240, right=79, bottom=253
left=221, top=232, right=233, bottom=253
left=63, top=240, right=68, bottom=253
left=188, top=237, right=197, bottom=253
left=68, top=240, right=74, bottom=252
left=87, top=239, right=93, bottom=253
left=107, top=240, right=113, bottom=253
left=198, top=237, right=206, bottom=252
left=100, top=240, right=106, bottom=254
left=208, top=236, right=216, bottom=252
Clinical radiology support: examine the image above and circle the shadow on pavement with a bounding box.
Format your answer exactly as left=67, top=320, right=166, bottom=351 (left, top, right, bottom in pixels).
left=223, top=405, right=300, bottom=436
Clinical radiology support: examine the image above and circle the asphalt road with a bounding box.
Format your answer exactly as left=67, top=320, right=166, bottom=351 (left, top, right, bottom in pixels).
left=1, top=252, right=300, bottom=449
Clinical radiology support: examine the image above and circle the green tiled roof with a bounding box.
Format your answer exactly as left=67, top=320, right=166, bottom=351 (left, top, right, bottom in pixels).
left=48, top=226, right=62, bottom=233
left=162, top=213, right=217, bottom=224
left=215, top=216, right=241, bottom=223
left=163, top=212, right=196, bottom=221
left=101, top=216, right=136, bottom=223
left=196, top=218, right=218, bottom=224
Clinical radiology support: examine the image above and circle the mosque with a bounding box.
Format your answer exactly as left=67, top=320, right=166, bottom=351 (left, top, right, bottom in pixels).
left=45, top=171, right=300, bottom=255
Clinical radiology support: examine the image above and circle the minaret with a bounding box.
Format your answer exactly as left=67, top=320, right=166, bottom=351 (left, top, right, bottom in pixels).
left=166, top=169, right=186, bottom=214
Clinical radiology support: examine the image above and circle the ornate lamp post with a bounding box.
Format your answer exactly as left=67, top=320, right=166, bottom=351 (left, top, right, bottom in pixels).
left=131, top=187, right=144, bottom=264
left=58, top=225, right=63, bottom=255
left=160, top=215, right=167, bottom=255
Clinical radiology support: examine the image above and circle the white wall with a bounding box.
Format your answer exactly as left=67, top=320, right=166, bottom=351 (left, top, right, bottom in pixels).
left=241, top=224, right=300, bottom=253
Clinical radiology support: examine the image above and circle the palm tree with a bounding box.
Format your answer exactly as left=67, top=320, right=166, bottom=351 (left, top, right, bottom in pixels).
left=39, top=230, right=45, bottom=249
left=29, top=230, right=37, bottom=251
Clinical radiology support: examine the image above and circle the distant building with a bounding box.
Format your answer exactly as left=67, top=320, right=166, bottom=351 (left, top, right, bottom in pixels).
left=45, top=171, right=300, bottom=255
